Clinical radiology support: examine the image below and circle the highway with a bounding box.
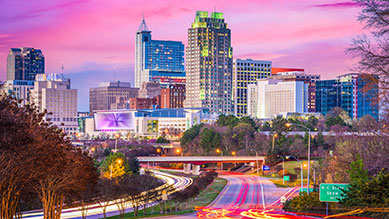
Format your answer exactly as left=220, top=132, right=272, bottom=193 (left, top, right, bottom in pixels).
left=21, top=170, right=193, bottom=219
left=150, top=174, right=317, bottom=219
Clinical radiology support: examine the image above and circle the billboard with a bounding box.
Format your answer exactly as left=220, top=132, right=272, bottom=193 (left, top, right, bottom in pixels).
left=94, top=112, right=134, bottom=130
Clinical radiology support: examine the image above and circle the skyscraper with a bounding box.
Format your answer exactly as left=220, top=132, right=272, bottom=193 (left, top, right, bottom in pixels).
left=315, top=79, right=341, bottom=116
left=233, top=59, right=272, bottom=117
left=184, top=11, right=233, bottom=114
left=135, top=18, right=185, bottom=88
left=247, top=79, right=308, bottom=119
left=338, top=73, right=378, bottom=120
left=7, top=47, right=45, bottom=81
left=89, top=81, right=139, bottom=113
left=31, top=74, right=77, bottom=134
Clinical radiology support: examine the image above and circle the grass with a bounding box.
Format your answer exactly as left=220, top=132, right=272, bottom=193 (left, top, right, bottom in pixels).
left=104, top=177, right=228, bottom=219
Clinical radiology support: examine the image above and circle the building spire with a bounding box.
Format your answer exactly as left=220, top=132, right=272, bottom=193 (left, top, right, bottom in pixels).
left=137, top=14, right=150, bottom=33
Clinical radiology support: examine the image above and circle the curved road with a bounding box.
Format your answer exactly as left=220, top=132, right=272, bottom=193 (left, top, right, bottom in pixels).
left=151, top=174, right=317, bottom=219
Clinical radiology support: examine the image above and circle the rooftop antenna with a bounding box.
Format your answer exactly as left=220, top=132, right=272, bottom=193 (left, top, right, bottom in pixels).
left=214, top=6, right=216, bottom=12
left=61, top=62, right=64, bottom=74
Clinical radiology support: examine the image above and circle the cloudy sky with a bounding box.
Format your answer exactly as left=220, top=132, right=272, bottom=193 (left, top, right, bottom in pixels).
left=0, top=0, right=365, bottom=111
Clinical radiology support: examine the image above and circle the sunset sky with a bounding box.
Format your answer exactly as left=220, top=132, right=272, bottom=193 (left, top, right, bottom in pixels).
left=0, top=0, right=365, bottom=111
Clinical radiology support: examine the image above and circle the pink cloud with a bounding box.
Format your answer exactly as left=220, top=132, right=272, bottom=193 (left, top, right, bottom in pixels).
left=311, top=2, right=359, bottom=8
left=0, top=0, right=365, bottom=110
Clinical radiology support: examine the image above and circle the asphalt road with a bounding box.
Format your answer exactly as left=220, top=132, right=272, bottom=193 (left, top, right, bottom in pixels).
left=149, top=174, right=315, bottom=219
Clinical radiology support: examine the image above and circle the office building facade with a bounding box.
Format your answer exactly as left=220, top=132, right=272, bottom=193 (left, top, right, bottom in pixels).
left=338, top=73, right=379, bottom=120
left=138, top=81, right=161, bottom=98
left=233, top=59, right=272, bottom=117
left=160, top=84, right=185, bottom=108
left=247, top=79, right=308, bottom=119
left=135, top=18, right=185, bottom=88
left=2, top=80, right=34, bottom=106
left=315, top=79, right=341, bottom=116
left=31, top=74, right=77, bottom=134
left=270, top=71, right=320, bottom=113
left=7, top=47, right=45, bottom=81
left=89, top=81, right=139, bottom=113
left=184, top=11, right=233, bottom=114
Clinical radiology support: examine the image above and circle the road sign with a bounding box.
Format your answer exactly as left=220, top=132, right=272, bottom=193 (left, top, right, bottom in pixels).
left=283, top=176, right=290, bottom=181
left=319, top=183, right=349, bottom=202
left=280, top=196, right=286, bottom=204
left=262, top=165, right=270, bottom=171
left=299, top=188, right=314, bottom=195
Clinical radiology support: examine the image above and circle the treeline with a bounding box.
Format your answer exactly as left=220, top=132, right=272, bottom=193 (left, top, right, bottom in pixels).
left=0, top=87, right=164, bottom=219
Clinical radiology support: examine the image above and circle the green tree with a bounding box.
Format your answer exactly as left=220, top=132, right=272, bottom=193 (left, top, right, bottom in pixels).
left=199, top=127, right=221, bottom=154
left=180, top=124, right=204, bottom=146
left=156, top=136, right=170, bottom=143
left=216, top=114, right=239, bottom=127
left=239, top=116, right=256, bottom=129
left=100, top=152, right=130, bottom=178
left=271, top=116, right=288, bottom=136
left=340, top=158, right=389, bottom=218
left=128, top=155, right=140, bottom=175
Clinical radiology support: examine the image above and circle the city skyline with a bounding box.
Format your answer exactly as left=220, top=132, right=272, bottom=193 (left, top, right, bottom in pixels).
left=0, top=0, right=365, bottom=111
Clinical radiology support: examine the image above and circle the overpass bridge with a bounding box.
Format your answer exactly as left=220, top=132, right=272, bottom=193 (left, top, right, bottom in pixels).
left=138, top=156, right=265, bottom=175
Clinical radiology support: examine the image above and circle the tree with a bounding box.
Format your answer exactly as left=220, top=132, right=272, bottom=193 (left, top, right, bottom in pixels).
left=180, top=124, right=203, bottom=146
left=96, top=179, right=115, bottom=219
left=271, top=116, right=288, bottom=136
left=0, top=87, right=98, bottom=219
left=199, top=127, right=221, bottom=154
left=128, top=155, right=140, bottom=175
left=216, top=114, right=239, bottom=127
left=340, top=158, right=389, bottom=218
left=239, top=116, right=256, bottom=129
left=347, top=0, right=389, bottom=122
left=156, top=136, right=170, bottom=143
left=100, top=152, right=130, bottom=179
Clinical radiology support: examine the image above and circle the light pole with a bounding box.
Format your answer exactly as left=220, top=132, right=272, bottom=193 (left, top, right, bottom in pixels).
left=277, top=155, right=285, bottom=184
left=272, top=133, right=278, bottom=152
left=114, top=133, right=120, bottom=152
left=176, top=148, right=182, bottom=157
left=286, top=123, right=312, bottom=195
left=250, top=149, right=259, bottom=175
left=286, top=156, right=303, bottom=191
left=110, top=158, right=123, bottom=179
left=216, top=149, right=223, bottom=171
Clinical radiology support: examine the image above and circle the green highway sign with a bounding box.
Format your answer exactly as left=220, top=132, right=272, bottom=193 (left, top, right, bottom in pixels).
left=283, top=176, right=290, bottom=181
left=319, top=183, right=349, bottom=202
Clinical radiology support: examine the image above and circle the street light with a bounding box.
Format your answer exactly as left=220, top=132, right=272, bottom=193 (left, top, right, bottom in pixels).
left=277, top=155, right=285, bottom=184
left=231, top=151, right=236, bottom=156
left=114, top=133, right=120, bottom=151
left=176, top=148, right=182, bottom=157
left=272, top=133, right=278, bottom=152
left=216, top=149, right=223, bottom=171
left=110, top=158, right=123, bottom=179
left=285, top=123, right=312, bottom=195
left=250, top=149, right=259, bottom=175
left=285, top=156, right=303, bottom=191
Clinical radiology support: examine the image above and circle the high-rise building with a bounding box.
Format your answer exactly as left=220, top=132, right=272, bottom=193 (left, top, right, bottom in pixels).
left=31, top=74, right=77, bottom=134
left=315, top=73, right=379, bottom=120
left=135, top=18, right=185, bottom=88
left=138, top=81, right=161, bottom=98
left=7, top=47, right=45, bottom=81
left=2, top=80, right=34, bottom=106
left=315, top=79, right=341, bottom=116
left=269, top=71, right=320, bottom=112
left=160, top=84, right=185, bottom=109
left=247, top=79, right=308, bottom=119
left=338, top=73, right=379, bottom=120
left=184, top=11, right=233, bottom=114
left=233, top=59, right=272, bottom=117
left=128, top=97, right=159, bottom=110
left=89, top=81, right=139, bottom=113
